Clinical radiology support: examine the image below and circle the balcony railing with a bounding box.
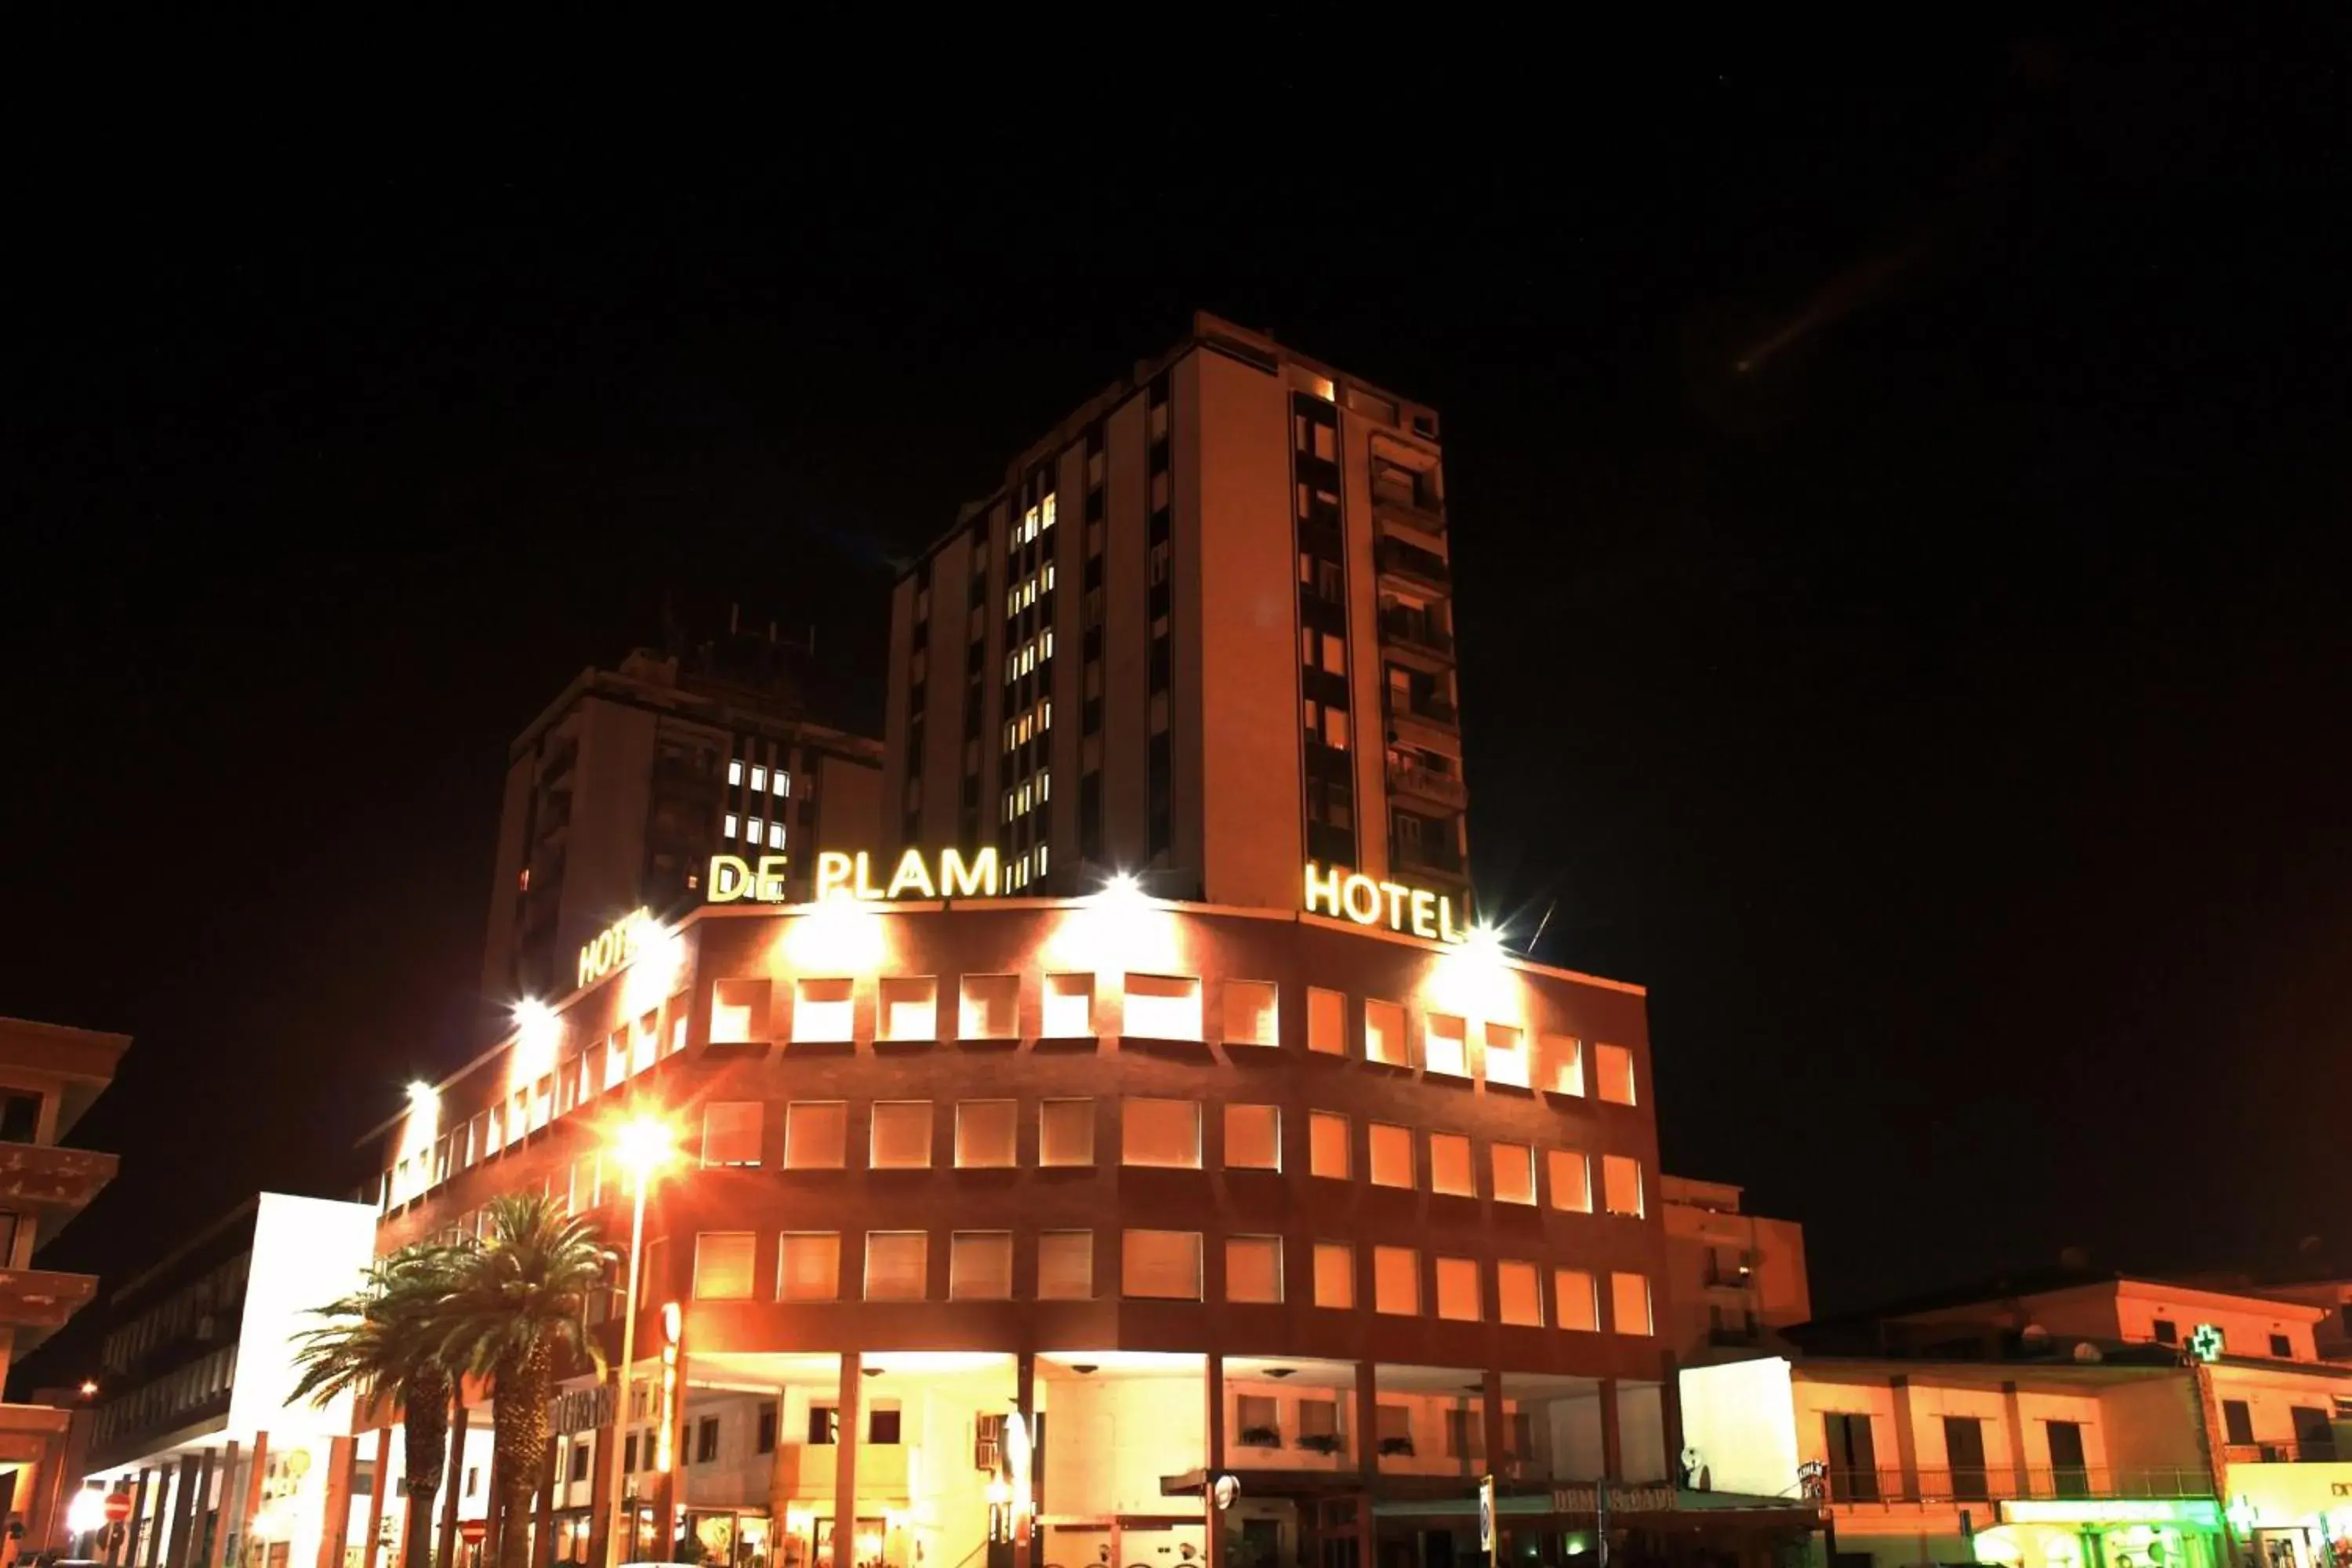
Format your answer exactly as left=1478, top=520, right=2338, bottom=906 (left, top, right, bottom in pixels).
left=1820, top=1466, right=2216, bottom=1508
left=2224, top=1441, right=2340, bottom=1465
left=1394, top=834, right=1465, bottom=875
left=1705, top=1258, right=1759, bottom=1288
left=1379, top=606, right=1456, bottom=657
left=1373, top=488, right=1447, bottom=537
left=1386, top=691, right=1460, bottom=729
left=1387, top=761, right=1468, bottom=808
left=1377, top=537, right=1451, bottom=589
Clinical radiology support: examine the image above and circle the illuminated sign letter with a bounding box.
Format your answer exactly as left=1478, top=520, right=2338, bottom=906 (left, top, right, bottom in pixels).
left=815, top=851, right=855, bottom=902
left=852, top=851, right=882, bottom=899
left=1379, top=882, right=1411, bottom=929
left=708, top=855, right=754, bottom=902
left=1341, top=874, right=1384, bottom=926
left=885, top=848, right=938, bottom=900
left=577, top=907, right=653, bottom=989
left=1409, top=889, right=1439, bottom=940
left=1438, top=896, right=1464, bottom=944
left=942, top=847, right=999, bottom=898
left=1304, top=862, right=1345, bottom=918
left=754, top=855, right=790, bottom=902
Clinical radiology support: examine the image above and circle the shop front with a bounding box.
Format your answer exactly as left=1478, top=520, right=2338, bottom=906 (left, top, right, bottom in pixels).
left=2220, top=1464, right=2352, bottom=1568
left=1973, top=1498, right=2227, bottom=1568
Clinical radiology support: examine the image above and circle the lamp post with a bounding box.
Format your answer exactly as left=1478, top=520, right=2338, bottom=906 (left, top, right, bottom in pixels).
left=603, top=1115, right=674, bottom=1567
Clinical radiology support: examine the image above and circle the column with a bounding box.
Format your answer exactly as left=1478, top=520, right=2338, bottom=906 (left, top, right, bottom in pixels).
left=1353, top=1361, right=1379, bottom=1568
left=142, top=1466, right=172, bottom=1568
left=1202, top=1356, right=1226, bottom=1568
left=534, top=1440, right=558, bottom=1568
left=359, top=1431, right=390, bottom=1568
left=124, top=1468, right=154, bottom=1568
left=1598, top=1380, right=1623, bottom=1480
left=1012, top=1353, right=1036, bottom=1568
left=1483, top=1370, right=1508, bottom=1482
left=833, top=1355, right=862, bottom=1568
left=188, top=1450, right=217, bottom=1568
left=1659, top=1351, right=1685, bottom=1485
left=216, top=1441, right=242, bottom=1568
left=243, top=1435, right=272, bottom=1568
left=2000, top=1383, right=2031, bottom=1497
left=438, top=1404, right=470, bottom=1568
left=165, top=1454, right=201, bottom=1568
left=320, top=1437, right=358, bottom=1568
left=1888, top=1378, right=1920, bottom=1504
left=584, top=1420, right=614, bottom=1568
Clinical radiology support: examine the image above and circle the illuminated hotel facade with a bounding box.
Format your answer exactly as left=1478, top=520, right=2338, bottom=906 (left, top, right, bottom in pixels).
left=364, top=882, right=1735, bottom=1568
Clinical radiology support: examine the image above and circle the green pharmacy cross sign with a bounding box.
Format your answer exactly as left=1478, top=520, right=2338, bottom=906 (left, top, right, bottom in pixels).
left=2187, top=1323, right=2224, bottom=1363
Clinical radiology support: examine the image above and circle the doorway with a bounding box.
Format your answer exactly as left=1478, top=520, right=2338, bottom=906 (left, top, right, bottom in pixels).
left=2045, top=1421, right=2089, bottom=1498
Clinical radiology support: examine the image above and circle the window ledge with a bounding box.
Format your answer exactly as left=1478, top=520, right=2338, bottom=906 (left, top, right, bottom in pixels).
left=1031, top=1034, right=1100, bottom=1051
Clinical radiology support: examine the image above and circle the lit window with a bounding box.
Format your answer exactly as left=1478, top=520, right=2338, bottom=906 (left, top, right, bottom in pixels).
left=1365, top=1000, right=1408, bottom=1065
left=784, top=1102, right=846, bottom=1169
left=723, top=814, right=739, bottom=839
left=1037, top=1231, right=1093, bottom=1300
left=1483, top=1023, right=1529, bottom=1087
left=1313, top=1242, right=1355, bottom=1308
left=711, top=978, right=768, bottom=1044
left=778, top=1234, right=839, bottom=1301
left=790, top=978, right=855, bottom=1044
left=1542, top=1035, right=1584, bottom=1095
left=1224, top=1104, right=1280, bottom=1171
left=1222, top=980, right=1279, bottom=1047
left=1491, top=1142, right=1537, bottom=1205
left=1435, top=1256, right=1482, bottom=1322
left=699, top=1102, right=762, bottom=1167
left=1308, top=1111, right=1351, bottom=1179
left=869, top=1102, right=934, bottom=1169
left=1226, top=1236, right=1283, bottom=1304
left=772, top=771, right=789, bottom=796
left=750, top=766, right=768, bottom=792
left=1307, top=988, right=1346, bottom=1054
left=1429, top=1133, right=1475, bottom=1196
left=768, top=821, right=785, bottom=850
left=691, top=1233, right=756, bottom=1301
left=1039, top=1099, right=1095, bottom=1166
left=1547, top=1149, right=1592, bottom=1212
left=1124, top=973, right=1202, bottom=1040
left=745, top=818, right=762, bottom=845
left=1602, top=1155, right=1644, bottom=1217
left=959, top=975, right=1020, bottom=1040
left=728, top=760, right=744, bottom=786
left=1044, top=974, right=1094, bottom=1036
left=954, top=1101, right=1017, bottom=1168
left=1121, top=1229, right=1202, bottom=1300
left=877, top=976, right=938, bottom=1042
left=1610, top=1272, right=1653, bottom=1336
left=1373, top=1246, right=1420, bottom=1316
left=1424, top=1014, right=1468, bottom=1076
left=1368, top=1123, right=1414, bottom=1189
left=1122, top=1098, right=1202, bottom=1168
left=1595, top=1044, right=1638, bottom=1105
left=949, top=1232, right=1014, bottom=1300
left=864, top=1232, right=928, bottom=1301
left=1498, top=1261, right=1544, bottom=1327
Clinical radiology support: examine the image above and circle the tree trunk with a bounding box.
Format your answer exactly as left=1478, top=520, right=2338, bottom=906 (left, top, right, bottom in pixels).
left=493, top=1341, right=553, bottom=1568
left=403, top=1372, right=452, bottom=1568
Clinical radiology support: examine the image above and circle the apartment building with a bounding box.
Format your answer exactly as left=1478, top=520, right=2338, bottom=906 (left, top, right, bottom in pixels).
left=1657, top=1176, right=1810, bottom=1364
left=82, top=1193, right=379, bottom=1568
left=482, top=626, right=883, bottom=1011
left=880, top=313, right=1468, bottom=913
left=0, top=1016, right=126, bottom=1558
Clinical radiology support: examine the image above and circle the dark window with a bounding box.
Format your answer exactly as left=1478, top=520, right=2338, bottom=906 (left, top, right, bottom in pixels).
left=869, top=1408, right=902, bottom=1445
left=2269, top=1333, right=2293, bottom=1359
left=622, top=1436, right=637, bottom=1474
left=2223, top=1399, right=2255, bottom=1446
left=757, top=1403, right=778, bottom=1455
left=2341, top=1304, right=2352, bottom=1335
left=2291, top=1406, right=2337, bottom=1461
left=0, top=1094, right=38, bottom=1143
left=695, top=1416, right=720, bottom=1465
left=570, top=1443, right=590, bottom=1483
left=2152, top=1319, right=2177, bottom=1345
left=1943, top=1417, right=1988, bottom=1501
left=2045, top=1421, right=2089, bottom=1498
left=1148, top=637, right=1170, bottom=692
left=1080, top=771, right=1104, bottom=860
left=1147, top=732, right=1172, bottom=856
left=808, top=1406, right=837, bottom=1445
left=1824, top=1413, right=1878, bottom=1501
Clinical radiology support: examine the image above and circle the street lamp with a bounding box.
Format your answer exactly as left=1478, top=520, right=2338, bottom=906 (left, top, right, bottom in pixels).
left=603, top=1114, right=675, bottom=1566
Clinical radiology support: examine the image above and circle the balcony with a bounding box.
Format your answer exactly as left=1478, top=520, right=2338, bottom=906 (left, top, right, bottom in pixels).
left=1387, top=760, right=1468, bottom=809
left=1373, top=488, right=1447, bottom=543
left=1820, top=1466, right=2216, bottom=1508
left=1379, top=606, right=1456, bottom=659
left=1377, top=536, right=1451, bottom=590
left=0, top=1144, right=118, bottom=1215
left=1709, top=1322, right=1764, bottom=1348
left=0, top=1265, right=100, bottom=1336
left=2223, top=1441, right=2340, bottom=1464
left=1393, top=833, right=1465, bottom=877
left=1386, top=690, right=1460, bottom=731
left=1705, top=1257, right=1759, bottom=1289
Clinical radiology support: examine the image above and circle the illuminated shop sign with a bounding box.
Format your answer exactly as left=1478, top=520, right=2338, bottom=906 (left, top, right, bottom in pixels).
left=1303, top=862, right=1468, bottom=944
left=706, top=855, right=793, bottom=903
left=578, top=907, right=653, bottom=989
left=2000, top=1501, right=2221, bottom=1528
left=819, top=848, right=1000, bottom=902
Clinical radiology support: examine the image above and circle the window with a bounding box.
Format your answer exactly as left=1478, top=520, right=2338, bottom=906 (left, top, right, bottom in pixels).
left=1594, top=1044, right=1638, bottom=1105
left=1122, top=1229, right=1203, bottom=1299
left=1307, top=988, right=1346, bottom=1054
left=700, top=1102, right=762, bottom=1167
left=1364, top=1000, right=1408, bottom=1065
left=1491, top=1142, right=1536, bottom=1205
left=695, top=1416, right=720, bottom=1465
left=1043, top=973, right=1094, bottom=1036
left=793, top=978, right=855, bottom=1044
left=1602, top=1155, right=1644, bottom=1217
left=878, top=977, right=938, bottom=1042
left=1227, top=1236, right=1283, bottom=1304
left=2221, top=1399, right=2254, bottom=1445
left=953, top=1100, right=1018, bottom=1167
left=1610, top=1272, right=1653, bottom=1335
left=949, top=1232, right=1014, bottom=1299
left=778, top=1234, right=839, bottom=1301
left=728, top=760, right=744, bottom=786
left=1040, top=1099, right=1095, bottom=1166
left=1225, top=1104, right=1280, bottom=1171
left=807, top=1406, right=837, bottom=1446
left=723, top=813, right=739, bottom=839
left=2270, top=1333, right=2294, bottom=1359
left=1377, top=1406, right=1413, bottom=1454
left=960, top=975, right=1021, bottom=1039
left=1237, top=1395, right=1281, bottom=1446
left=784, top=1102, right=847, bottom=1169
left=1123, top=1098, right=1203, bottom=1168
left=691, top=1233, right=756, bottom=1301
left=1309, top=1112, right=1351, bottom=1178
left=768, top=821, right=786, bottom=849
left=711, top=979, right=769, bottom=1044
left=1556, top=1269, right=1599, bottom=1331
left=2152, top=1319, right=2178, bottom=1345
left=749, top=765, right=767, bottom=792
left=1483, top=1023, right=1529, bottom=1087
left=864, top=1232, right=928, bottom=1300
left=1369, top=1123, right=1415, bottom=1188
left=1498, top=1261, right=1544, bottom=1327
left=1436, top=1256, right=1482, bottom=1321
left=1222, top=981, right=1279, bottom=1046
left=1314, top=1242, right=1355, bottom=1308
left=869, top=1407, right=903, bottom=1445
left=1124, top=973, right=1202, bottom=1039
left=1424, top=1014, right=1468, bottom=1076
left=1037, top=1231, right=1094, bottom=1299
left=1430, top=1132, right=1475, bottom=1196
left=1547, top=1149, right=1593, bottom=1212
left=572, top=1443, right=593, bottom=1480
left=1373, top=1246, right=1420, bottom=1315
left=744, top=818, right=762, bottom=846
left=870, top=1102, right=935, bottom=1169
left=1541, top=1035, right=1584, bottom=1095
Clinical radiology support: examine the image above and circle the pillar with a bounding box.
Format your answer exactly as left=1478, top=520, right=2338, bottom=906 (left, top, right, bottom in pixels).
left=584, top=1420, right=614, bottom=1568
left=320, top=1437, right=358, bottom=1568
left=535, top=1439, right=558, bottom=1568
left=216, top=1441, right=243, bottom=1568
left=833, top=1356, right=862, bottom=1568
left=125, top=1468, right=154, bottom=1568
left=1599, top=1379, right=1624, bottom=1480
left=1888, top=1377, right=1920, bottom=1504
left=2000, top=1383, right=2031, bottom=1497
left=1483, top=1369, right=1508, bottom=1480
left=1203, top=1355, right=1226, bottom=1568
left=1659, top=1351, right=1685, bottom=1485
left=438, top=1404, right=470, bottom=1568
left=1013, top=1353, right=1036, bottom=1568
left=165, top=1454, right=201, bottom=1568
left=244, top=1434, right=272, bottom=1568
left=359, top=1432, right=389, bottom=1568
left=189, top=1449, right=217, bottom=1568
left=1353, top=1361, right=1379, bottom=1568
left=142, top=1466, right=171, bottom=1568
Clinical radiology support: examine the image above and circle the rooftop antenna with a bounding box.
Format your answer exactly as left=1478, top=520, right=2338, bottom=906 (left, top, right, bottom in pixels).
left=1530, top=898, right=1559, bottom=955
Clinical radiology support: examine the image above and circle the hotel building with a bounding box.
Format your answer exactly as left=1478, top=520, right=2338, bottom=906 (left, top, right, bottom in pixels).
left=483, top=631, right=884, bottom=1011
left=0, top=1016, right=126, bottom=1558
left=880, top=313, right=1468, bottom=911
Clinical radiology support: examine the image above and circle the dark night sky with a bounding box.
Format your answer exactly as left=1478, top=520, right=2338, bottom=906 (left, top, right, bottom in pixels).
left=6, top=24, right=2347, bottom=1384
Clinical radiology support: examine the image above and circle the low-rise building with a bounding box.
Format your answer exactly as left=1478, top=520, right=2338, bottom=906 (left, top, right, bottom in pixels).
left=1657, top=1176, right=1809, bottom=1363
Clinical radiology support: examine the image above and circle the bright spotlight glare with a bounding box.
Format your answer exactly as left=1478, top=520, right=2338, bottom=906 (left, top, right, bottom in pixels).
left=514, top=997, right=554, bottom=1029
left=609, top=1114, right=677, bottom=1179
left=1465, top=922, right=1508, bottom=956
left=405, top=1081, right=438, bottom=1107
left=1098, top=871, right=1146, bottom=906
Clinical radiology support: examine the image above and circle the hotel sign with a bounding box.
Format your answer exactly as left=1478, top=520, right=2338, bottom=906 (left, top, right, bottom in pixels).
left=1550, top=1485, right=1676, bottom=1515
left=707, top=855, right=793, bottom=903
left=1303, top=862, right=1467, bottom=944
left=706, top=848, right=1004, bottom=905
left=578, top=907, right=653, bottom=989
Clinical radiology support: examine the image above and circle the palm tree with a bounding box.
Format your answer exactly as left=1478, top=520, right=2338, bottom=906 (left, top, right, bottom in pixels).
left=439, top=1192, right=615, bottom=1568
left=292, top=1242, right=472, bottom=1568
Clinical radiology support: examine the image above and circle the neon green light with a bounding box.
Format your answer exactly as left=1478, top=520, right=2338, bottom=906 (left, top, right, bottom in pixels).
left=2003, top=1501, right=2221, bottom=1528
left=2188, top=1323, right=2225, bottom=1363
